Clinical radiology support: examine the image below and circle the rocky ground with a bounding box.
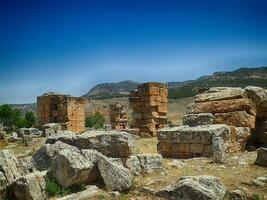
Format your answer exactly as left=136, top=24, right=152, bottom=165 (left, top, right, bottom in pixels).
left=1, top=136, right=266, bottom=200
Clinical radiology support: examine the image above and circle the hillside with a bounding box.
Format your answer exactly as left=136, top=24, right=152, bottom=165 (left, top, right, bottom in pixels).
left=83, top=80, right=139, bottom=99
left=83, top=66, right=267, bottom=99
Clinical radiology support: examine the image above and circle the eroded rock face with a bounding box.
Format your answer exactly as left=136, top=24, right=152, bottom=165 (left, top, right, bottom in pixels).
left=183, top=113, right=215, bottom=127
left=156, top=175, right=227, bottom=200
left=214, top=111, right=255, bottom=129
left=245, top=86, right=267, bottom=106
left=195, top=87, right=246, bottom=103
left=255, top=148, right=267, bottom=167
left=0, top=150, right=25, bottom=184
left=48, top=148, right=100, bottom=188
left=125, top=156, right=142, bottom=176
left=9, top=171, right=47, bottom=200
left=46, top=131, right=133, bottom=158
left=187, top=98, right=256, bottom=116
left=94, top=150, right=132, bottom=192
left=33, top=141, right=79, bottom=171
left=0, top=171, right=8, bottom=199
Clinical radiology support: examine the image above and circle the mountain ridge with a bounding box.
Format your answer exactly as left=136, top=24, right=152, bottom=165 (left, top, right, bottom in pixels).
left=83, top=66, right=267, bottom=99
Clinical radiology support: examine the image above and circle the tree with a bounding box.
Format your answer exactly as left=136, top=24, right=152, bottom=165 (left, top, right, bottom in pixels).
left=0, top=104, right=21, bottom=127
left=85, top=112, right=105, bottom=129
left=24, top=111, right=36, bottom=128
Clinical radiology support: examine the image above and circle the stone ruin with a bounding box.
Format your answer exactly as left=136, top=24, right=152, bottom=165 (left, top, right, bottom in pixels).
left=158, top=86, right=267, bottom=161
left=37, top=92, right=87, bottom=133
left=129, top=82, right=168, bottom=137
left=109, top=102, right=128, bottom=130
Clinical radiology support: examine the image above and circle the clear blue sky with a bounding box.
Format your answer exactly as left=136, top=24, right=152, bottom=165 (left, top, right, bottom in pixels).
left=1, top=0, right=267, bottom=103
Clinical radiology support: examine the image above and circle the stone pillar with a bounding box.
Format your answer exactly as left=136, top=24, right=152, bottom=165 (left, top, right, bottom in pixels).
left=129, top=82, right=168, bottom=137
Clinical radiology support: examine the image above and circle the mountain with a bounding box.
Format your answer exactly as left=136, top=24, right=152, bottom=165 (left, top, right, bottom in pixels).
left=83, top=80, right=139, bottom=99
left=83, top=66, right=267, bottom=99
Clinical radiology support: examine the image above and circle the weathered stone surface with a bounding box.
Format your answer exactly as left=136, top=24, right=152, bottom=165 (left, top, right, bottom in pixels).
left=46, top=131, right=133, bottom=158
left=9, top=171, right=47, bottom=200
left=235, top=127, right=251, bottom=151
left=129, top=82, right=168, bottom=137
left=48, top=148, right=100, bottom=188
left=77, top=131, right=133, bottom=157
left=94, top=150, right=132, bottom=191
left=37, top=92, right=86, bottom=133
left=228, top=189, right=250, bottom=200
left=157, top=125, right=230, bottom=158
left=56, top=185, right=100, bottom=200
left=187, top=98, right=256, bottom=116
left=255, top=148, right=267, bottom=167
left=0, top=171, right=8, bottom=200
left=245, top=86, right=267, bottom=106
left=136, top=154, right=163, bottom=173
left=125, top=156, right=142, bottom=176
left=183, top=113, right=215, bottom=126
left=212, top=136, right=225, bottom=163
left=214, top=111, right=256, bottom=129
left=195, top=87, right=246, bottom=102
left=20, top=156, right=36, bottom=173
left=33, top=141, right=78, bottom=171
left=0, top=150, right=25, bottom=184
left=156, top=175, right=227, bottom=200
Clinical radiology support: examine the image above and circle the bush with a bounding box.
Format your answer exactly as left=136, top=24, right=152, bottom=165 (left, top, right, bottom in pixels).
left=45, top=177, right=85, bottom=196
left=251, top=194, right=264, bottom=200
left=85, top=112, right=105, bottom=129
left=24, top=111, right=36, bottom=128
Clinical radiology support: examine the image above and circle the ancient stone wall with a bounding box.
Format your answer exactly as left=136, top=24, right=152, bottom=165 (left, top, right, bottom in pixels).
left=37, top=93, right=86, bottom=133
left=129, top=82, right=168, bottom=137
left=110, top=103, right=128, bottom=130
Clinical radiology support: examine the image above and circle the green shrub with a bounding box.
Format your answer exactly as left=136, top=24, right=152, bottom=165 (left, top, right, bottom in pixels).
left=45, top=177, right=61, bottom=196
left=45, top=177, right=85, bottom=197
left=85, top=112, right=105, bottom=129
left=251, top=194, right=264, bottom=200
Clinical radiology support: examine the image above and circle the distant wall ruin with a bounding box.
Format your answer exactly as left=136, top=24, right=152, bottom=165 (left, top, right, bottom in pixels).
left=129, top=82, right=168, bottom=137
left=37, top=92, right=86, bottom=133
left=110, top=102, right=128, bottom=130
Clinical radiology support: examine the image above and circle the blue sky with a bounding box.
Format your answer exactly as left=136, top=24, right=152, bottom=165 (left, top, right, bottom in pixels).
left=0, top=0, right=267, bottom=103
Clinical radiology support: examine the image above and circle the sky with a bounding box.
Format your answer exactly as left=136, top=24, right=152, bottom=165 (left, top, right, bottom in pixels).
left=0, top=0, right=267, bottom=104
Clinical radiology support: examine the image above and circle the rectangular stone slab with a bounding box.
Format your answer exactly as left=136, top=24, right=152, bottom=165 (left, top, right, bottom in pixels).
left=195, top=87, right=246, bottom=102
left=186, top=98, right=256, bottom=116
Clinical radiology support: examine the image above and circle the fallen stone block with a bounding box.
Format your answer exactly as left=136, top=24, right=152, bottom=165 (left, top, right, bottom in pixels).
left=41, top=123, right=63, bottom=137
left=156, top=175, right=227, bottom=200
left=77, top=131, right=133, bottom=157
left=136, top=154, right=163, bottom=173
left=212, top=136, right=225, bottom=163
left=183, top=113, right=215, bottom=126
left=47, top=148, right=100, bottom=188
left=93, top=150, right=132, bottom=192
left=255, top=148, right=267, bottom=167
left=33, top=141, right=79, bottom=171
left=157, top=125, right=230, bottom=158
left=0, top=172, right=8, bottom=200
left=214, top=111, right=255, bottom=129
left=125, top=156, right=142, bottom=176
left=9, top=171, right=47, bottom=200
left=46, top=130, right=133, bottom=158
left=195, top=87, right=246, bottom=102
left=187, top=98, right=256, bottom=116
